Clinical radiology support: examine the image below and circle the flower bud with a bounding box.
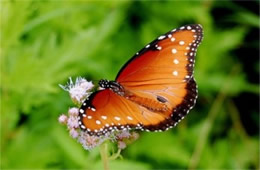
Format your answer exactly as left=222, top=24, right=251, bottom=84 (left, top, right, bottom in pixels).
left=118, top=141, right=127, bottom=149
left=58, top=114, right=68, bottom=124
left=69, top=129, right=79, bottom=138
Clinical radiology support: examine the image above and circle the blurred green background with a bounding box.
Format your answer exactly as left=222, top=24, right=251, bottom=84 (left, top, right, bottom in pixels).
left=1, top=0, right=259, bottom=169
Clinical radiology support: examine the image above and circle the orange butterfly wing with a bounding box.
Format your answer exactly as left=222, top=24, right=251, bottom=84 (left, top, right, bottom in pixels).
left=116, top=24, right=202, bottom=122
left=79, top=24, right=203, bottom=135
left=79, top=89, right=173, bottom=136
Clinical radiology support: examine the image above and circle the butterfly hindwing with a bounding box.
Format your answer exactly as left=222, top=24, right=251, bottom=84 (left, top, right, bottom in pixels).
left=79, top=89, right=171, bottom=136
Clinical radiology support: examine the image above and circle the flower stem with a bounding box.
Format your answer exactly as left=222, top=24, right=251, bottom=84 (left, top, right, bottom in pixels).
left=188, top=65, right=241, bottom=170
left=100, top=142, right=109, bottom=170
left=109, top=149, right=122, bottom=160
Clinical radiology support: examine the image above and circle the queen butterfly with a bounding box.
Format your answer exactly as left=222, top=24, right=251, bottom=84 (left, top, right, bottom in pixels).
left=78, top=24, right=203, bottom=136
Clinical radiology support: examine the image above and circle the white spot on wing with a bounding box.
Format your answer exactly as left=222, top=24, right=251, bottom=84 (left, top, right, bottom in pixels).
left=127, top=116, right=133, bottom=120
left=158, top=35, right=166, bottom=40
left=173, top=71, right=178, bottom=76
left=101, top=116, right=107, bottom=120
left=173, top=59, right=179, bottom=64
left=179, top=41, right=185, bottom=45
left=96, top=120, right=101, bottom=125
left=172, top=48, right=177, bottom=54
left=114, top=116, right=120, bottom=121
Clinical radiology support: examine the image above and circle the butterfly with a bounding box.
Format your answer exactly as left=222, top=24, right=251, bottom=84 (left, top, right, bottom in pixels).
left=78, top=24, right=203, bottom=136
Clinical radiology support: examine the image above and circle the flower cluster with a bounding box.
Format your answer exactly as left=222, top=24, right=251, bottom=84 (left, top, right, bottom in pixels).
left=115, top=130, right=139, bottom=149
left=58, top=107, right=110, bottom=150
left=59, top=77, right=94, bottom=105
left=59, top=77, right=139, bottom=151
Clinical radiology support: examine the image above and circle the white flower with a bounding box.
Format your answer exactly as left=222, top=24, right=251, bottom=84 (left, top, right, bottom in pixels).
left=59, top=77, right=94, bottom=105
left=67, top=116, right=79, bottom=129
left=69, top=129, right=79, bottom=139
left=118, top=141, right=127, bottom=149
left=58, top=114, right=68, bottom=124
left=68, top=107, right=79, bottom=116
left=78, top=131, right=110, bottom=150
left=116, top=130, right=131, bottom=139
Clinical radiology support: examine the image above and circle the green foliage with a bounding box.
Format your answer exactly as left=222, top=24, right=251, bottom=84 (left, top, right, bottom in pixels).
left=1, top=0, right=259, bottom=169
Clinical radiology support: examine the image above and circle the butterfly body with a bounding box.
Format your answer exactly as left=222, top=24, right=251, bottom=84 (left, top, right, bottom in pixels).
left=99, top=80, right=125, bottom=96
left=79, top=24, right=203, bottom=136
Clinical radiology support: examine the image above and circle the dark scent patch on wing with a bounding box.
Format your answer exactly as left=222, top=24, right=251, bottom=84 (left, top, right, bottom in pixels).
left=157, top=95, right=168, bottom=103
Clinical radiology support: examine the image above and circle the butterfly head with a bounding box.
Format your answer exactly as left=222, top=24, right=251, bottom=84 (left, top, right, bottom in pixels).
left=98, top=79, right=110, bottom=89
left=99, top=79, right=125, bottom=96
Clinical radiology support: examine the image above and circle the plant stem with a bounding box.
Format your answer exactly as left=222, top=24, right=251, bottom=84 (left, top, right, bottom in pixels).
left=100, top=142, right=109, bottom=170
left=227, top=100, right=248, bottom=140
left=188, top=86, right=226, bottom=170
left=188, top=65, right=241, bottom=170
left=109, top=149, right=122, bottom=160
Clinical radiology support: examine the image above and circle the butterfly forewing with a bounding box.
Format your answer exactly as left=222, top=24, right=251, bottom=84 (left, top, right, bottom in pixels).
left=117, top=24, right=202, bottom=112
left=116, top=24, right=202, bottom=83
